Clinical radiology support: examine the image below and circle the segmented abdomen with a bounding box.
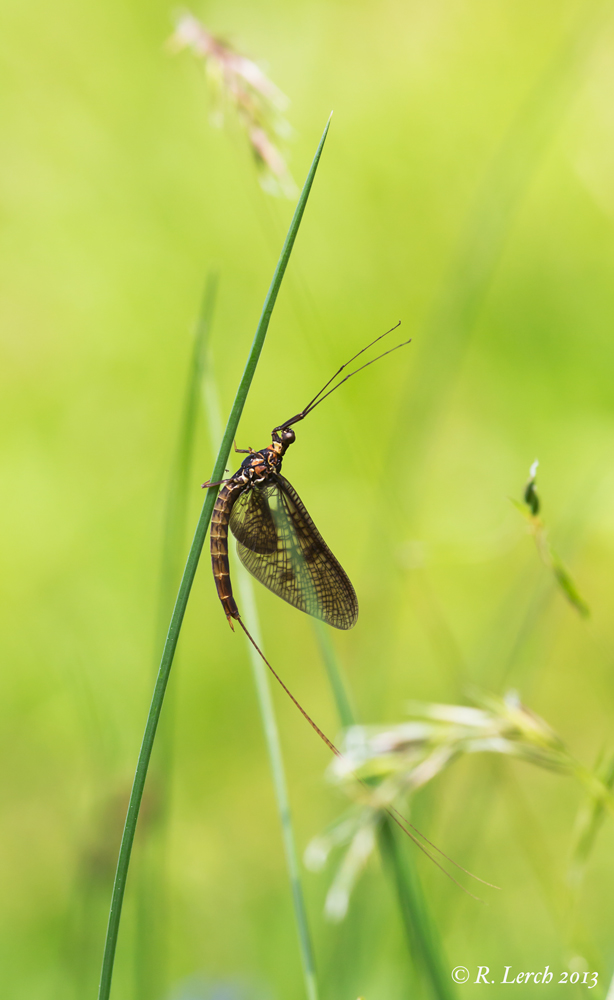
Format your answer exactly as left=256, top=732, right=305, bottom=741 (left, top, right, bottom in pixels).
left=210, top=478, right=245, bottom=623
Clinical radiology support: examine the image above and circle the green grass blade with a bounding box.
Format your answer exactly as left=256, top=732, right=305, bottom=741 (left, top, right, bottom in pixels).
left=378, top=818, right=456, bottom=1000
left=312, top=620, right=354, bottom=728
left=97, top=117, right=331, bottom=1000
left=158, top=271, right=220, bottom=616
left=237, top=572, right=320, bottom=1000
left=570, top=750, right=614, bottom=878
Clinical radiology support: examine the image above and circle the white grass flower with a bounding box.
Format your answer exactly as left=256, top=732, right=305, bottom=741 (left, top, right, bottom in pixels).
left=307, top=690, right=614, bottom=920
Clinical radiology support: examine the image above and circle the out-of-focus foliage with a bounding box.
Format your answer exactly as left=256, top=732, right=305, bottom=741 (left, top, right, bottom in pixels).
left=2, top=0, right=614, bottom=997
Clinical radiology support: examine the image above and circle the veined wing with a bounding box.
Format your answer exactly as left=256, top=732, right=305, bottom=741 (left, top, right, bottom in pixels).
left=230, top=475, right=358, bottom=630
left=229, top=481, right=278, bottom=554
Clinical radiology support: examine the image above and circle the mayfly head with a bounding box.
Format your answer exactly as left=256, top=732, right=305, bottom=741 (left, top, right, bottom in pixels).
left=270, top=425, right=296, bottom=454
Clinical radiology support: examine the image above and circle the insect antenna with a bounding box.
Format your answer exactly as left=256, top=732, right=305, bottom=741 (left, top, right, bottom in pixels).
left=302, top=321, right=403, bottom=412
left=276, top=321, right=411, bottom=431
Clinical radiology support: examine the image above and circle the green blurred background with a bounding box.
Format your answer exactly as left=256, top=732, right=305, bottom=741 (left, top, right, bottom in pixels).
left=3, top=0, right=614, bottom=996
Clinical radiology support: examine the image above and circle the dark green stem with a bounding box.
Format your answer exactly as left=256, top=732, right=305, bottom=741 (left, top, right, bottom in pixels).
left=97, top=118, right=330, bottom=1000
left=378, top=818, right=456, bottom=1000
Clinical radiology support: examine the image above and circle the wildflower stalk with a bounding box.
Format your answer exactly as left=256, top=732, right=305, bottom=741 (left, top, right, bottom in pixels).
left=310, top=620, right=455, bottom=999
left=97, top=118, right=330, bottom=1000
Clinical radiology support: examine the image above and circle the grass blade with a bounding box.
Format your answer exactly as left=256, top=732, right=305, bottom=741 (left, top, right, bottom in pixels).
left=237, top=571, right=320, bottom=1000
left=312, top=620, right=354, bottom=728
left=378, top=817, right=456, bottom=1000
left=97, top=117, right=331, bottom=1000
left=158, top=271, right=220, bottom=619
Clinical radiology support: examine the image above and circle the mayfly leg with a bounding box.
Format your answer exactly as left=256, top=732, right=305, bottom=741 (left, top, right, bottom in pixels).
left=202, top=476, right=233, bottom=489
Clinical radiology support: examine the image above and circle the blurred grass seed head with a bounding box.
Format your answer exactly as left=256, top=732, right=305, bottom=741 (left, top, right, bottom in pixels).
left=169, top=10, right=297, bottom=197
left=331, top=692, right=576, bottom=803
left=306, top=692, right=609, bottom=921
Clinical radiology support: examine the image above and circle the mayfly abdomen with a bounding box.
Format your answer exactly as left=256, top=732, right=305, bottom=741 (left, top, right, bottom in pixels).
left=210, top=480, right=244, bottom=624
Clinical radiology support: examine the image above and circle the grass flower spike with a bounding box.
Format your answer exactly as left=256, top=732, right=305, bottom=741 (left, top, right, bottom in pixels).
left=328, top=692, right=577, bottom=809
left=170, top=11, right=296, bottom=197
left=307, top=692, right=614, bottom=921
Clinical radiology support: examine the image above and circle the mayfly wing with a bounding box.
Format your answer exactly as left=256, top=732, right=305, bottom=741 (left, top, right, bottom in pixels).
left=229, top=484, right=278, bottom=554
left=230, top=475, right=358, bottom=630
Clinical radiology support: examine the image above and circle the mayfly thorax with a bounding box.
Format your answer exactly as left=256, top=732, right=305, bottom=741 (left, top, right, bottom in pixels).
left=204, top=323, right=410, bottom=630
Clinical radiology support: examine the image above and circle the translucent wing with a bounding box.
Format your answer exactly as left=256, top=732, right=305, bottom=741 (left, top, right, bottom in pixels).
left=229, top=482, right=278, bottom=554
left=230, top=475, right=358, bottom=630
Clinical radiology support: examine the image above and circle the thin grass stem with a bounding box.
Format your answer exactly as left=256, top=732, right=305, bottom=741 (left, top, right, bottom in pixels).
left=312, top=620, right=354, bottom=729
left=237, top=571, right=320, bottom=1000
left=97, top=117, right=331, bottom=1000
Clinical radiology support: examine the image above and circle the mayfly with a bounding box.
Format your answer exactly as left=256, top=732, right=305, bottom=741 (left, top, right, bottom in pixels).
left=205, top=323, right=410, bottom=630
left=202, top=325, right=498, bottom=899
